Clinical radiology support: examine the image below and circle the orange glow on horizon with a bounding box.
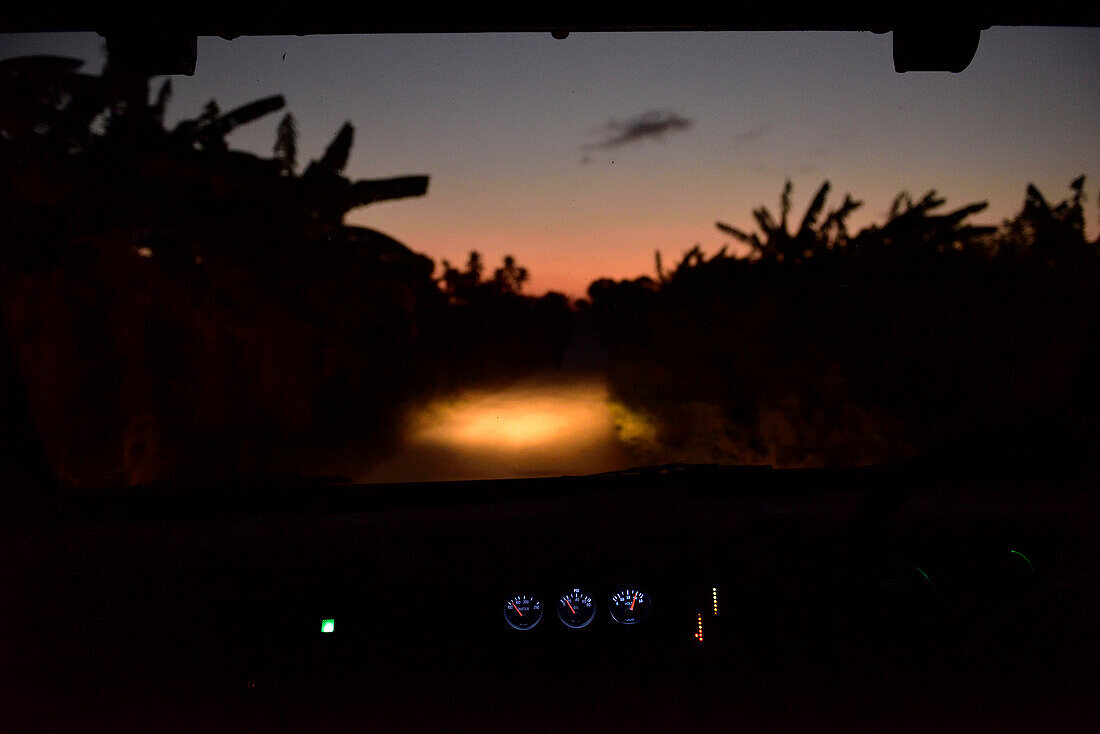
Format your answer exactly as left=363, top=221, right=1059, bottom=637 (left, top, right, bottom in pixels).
left=349, top=211, right=740, bottom=298
left=350, top=172, right=1050, bottom=299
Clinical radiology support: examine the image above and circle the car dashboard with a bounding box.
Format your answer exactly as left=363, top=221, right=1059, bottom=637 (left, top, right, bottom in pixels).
left=2, top=464, right=1098, bottom=731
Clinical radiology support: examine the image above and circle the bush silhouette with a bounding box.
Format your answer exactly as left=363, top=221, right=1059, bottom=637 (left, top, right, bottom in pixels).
left=0, top=54, right=572, bottom=487
left=590, top=179, right=1098, bottom=468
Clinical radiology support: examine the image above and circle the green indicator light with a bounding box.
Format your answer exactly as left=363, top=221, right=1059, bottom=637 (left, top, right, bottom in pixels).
left=321, top=618, right=335, bottom=634
left=1009, top=549, right=1035, bottom=572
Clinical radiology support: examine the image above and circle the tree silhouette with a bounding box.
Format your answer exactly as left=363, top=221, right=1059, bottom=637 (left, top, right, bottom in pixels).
left=199, top=99, right=220, bottom=124
left=273, top=112, right=297, bottom=175
left=0, top=56, right=102, bottom=151
left=999, top=176, right=1092, bottom=263
left=297, top=120, right=428, bottom=229
left=440, top=250, right=484, bottom=304
left=316, top=121, right=353, bottom=175
left=440, top=251, right=535, bottom=300
left=151, top=79, right=172, bottom=128
left=0, top=52, right=577, bottom=490
left=590, top=177, right=1098, bottom=469
left=493, top=255, right=529, bottom=295
left=170, top=98, right=230, bottom=151
left=1, top=50, right=552, bottom=488
left=194, top=99, right=223, bottom=150
left=654, top=250, right=667, bottom=283
left=466, top=251, right=483, bottom=282
left=716, top=180, right=862, bottom=263
left=853, top=189, right=995, bottom=256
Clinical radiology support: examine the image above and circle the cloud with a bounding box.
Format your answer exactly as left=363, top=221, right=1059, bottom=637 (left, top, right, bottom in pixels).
left=583, top=109, right=694, bottom=150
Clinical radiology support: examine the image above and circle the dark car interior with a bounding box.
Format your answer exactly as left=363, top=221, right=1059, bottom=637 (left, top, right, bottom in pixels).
left=2, top=3, right=1099, bottom=731
left=3, top=463, right=1098, bottom=730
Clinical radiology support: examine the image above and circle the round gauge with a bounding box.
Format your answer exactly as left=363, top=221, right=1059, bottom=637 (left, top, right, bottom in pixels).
left=557, top=588, right=596, bottom=629
left=503, top=594, right=543, bottom=631
left=609, top=587, right=651, bottom=625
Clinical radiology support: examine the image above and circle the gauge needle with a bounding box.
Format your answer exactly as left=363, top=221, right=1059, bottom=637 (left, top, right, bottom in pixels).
left=511, top=601, right=523, bottom=617
left=631, top=592, right=637, bottom=611
left=566, top=599, right=576, bottom=615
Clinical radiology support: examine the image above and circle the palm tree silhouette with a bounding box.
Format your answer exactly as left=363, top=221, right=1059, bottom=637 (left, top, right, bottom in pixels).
left=853, top=189, right=995, bottom=256
left=493, top=255, right=529, bottom=295
left=716, top=180, right=862, bottom=264
left=1000, top=177, right=1091, bottom=263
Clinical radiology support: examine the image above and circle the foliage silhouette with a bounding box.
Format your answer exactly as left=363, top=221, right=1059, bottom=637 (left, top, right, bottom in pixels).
left=273, top=112, right=297, bottom=175
left=998, top=176, right=1093, bottom=263
left=493, top=255, right=530, bottom=295
left=434, top=251, right=571, bottom=384
left=592, top=178, right=1099, bottom=469
left=716, top=180, right=863, bottom=263
left=0, top=54, right=572, bottom=488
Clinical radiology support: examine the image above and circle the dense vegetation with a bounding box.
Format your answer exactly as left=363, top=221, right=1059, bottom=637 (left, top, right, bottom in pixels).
left=0, top=55, right=572, bottom=487
left=3, top=54, right=1096, bottom=486
left=588, top=179, right=1099, bottom=468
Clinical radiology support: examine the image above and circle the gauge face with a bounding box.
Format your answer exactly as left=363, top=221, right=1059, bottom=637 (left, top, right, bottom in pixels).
left=503, top=594, right=543, bottom=631
left=609, top=587, right=651, bottom=625
left=557, top=588, right=596, bottom=629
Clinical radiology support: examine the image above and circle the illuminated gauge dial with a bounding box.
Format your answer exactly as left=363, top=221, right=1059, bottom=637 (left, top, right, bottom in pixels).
left=503, top=594, right=543, bottom=631
left=557, top=588, right=596, bottom=629
left=609, top=587, right=651, bottom=625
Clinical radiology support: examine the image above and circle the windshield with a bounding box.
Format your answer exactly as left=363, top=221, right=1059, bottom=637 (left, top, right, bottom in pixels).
left=1, top=29, right=1098, bottom=488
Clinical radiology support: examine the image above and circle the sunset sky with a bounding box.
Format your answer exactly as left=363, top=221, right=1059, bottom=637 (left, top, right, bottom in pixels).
left=3, top=28, right=1099, bottom=296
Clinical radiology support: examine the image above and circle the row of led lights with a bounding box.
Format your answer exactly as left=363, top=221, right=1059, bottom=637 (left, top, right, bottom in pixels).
left=503, top=587, right=652, bottom=630
left=694, top=585, right=719, bottom=645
